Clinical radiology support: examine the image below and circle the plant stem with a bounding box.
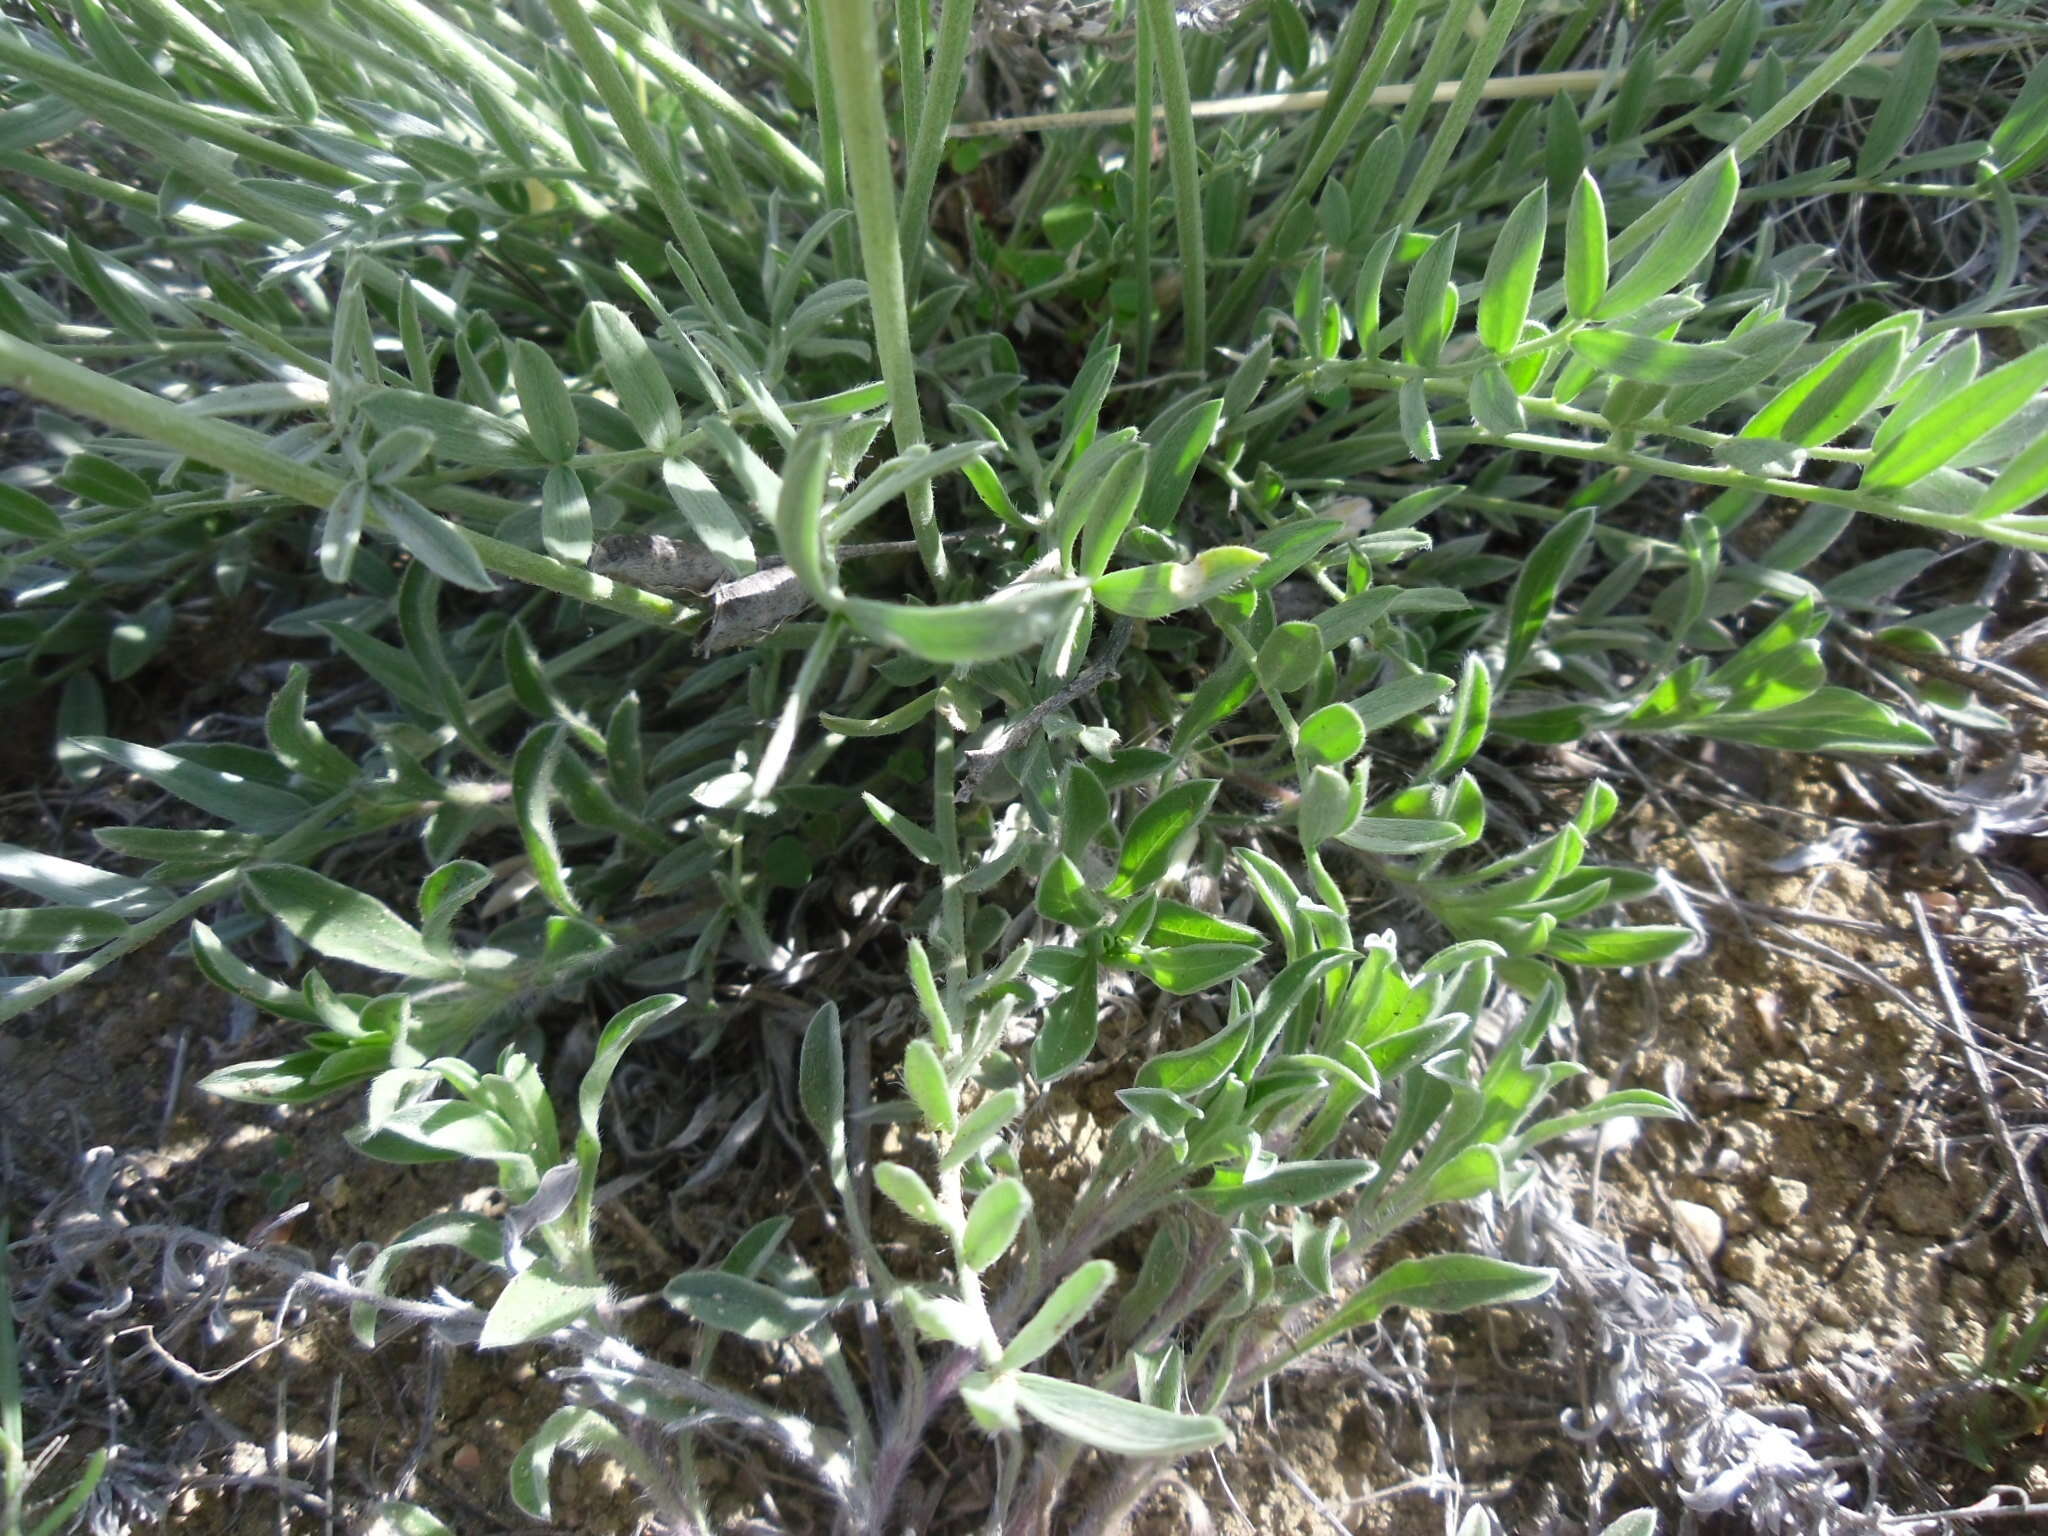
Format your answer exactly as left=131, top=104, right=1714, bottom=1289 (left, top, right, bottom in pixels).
left=812, top=0, right=945, bottom=583
left=1135, top=0, right=1208, bottom=364
left=897, top=0, right=976, bottom=288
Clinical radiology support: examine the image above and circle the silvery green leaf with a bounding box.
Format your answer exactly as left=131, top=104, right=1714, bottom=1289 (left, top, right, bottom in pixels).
left=898, top=1287, right=993, bottom=1351
left=1091, top=547, right=1265, bottom=619
left=244, top=865, right=463, bottom=980
left=874, top=1161, right=950, bottom=1229
left=843, top=579, right=1091, bottom=664
left=480, top=1262, right=606, bottom=1349
left=75, top=738, right=312, bottom=833
left=512, top=338, right=581, bottom=464
left=541, top=465, right=592, bottom=564
left=959, top=1177, right=1031, bottom=1270
left=373, top=488, right=494, bottom=591
left=0, top=845, right=168, bottom=918
left=589, top=301, right=681, bottom=451
left=0, top=906, right=128, bottom=953
left=902, top=1038, right=957, bottom=1133
left=1303, top=1256, right=1554, bottom=1360
left=997, top=1258, right=1115, bottom=1371
left=799, top=1002, right=844, bottom=1146
left=1338, top=817, right=1466, bottom=855
left=1188, top=1157, right=1375, bottom=1217
left=940, top=1086, right=1025, bottom=1173
left=1010, top=1372, right=1229, bottom=1456
left=358, top=391, right=539, bottom=469
left=509, top=1407, right=660, bottom=1521
left=663, top=1270, right=836, bottom=1340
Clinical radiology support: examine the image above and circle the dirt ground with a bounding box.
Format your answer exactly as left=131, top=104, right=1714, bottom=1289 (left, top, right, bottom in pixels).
left=6, top=732, right=2047, bottom=1535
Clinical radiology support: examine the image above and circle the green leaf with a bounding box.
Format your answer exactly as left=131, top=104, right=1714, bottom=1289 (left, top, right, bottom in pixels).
left=819, top=689, right=939, bottom=738
left=1338, top=817, right=1466, bottom=855
left=1504, top=506, right=1595, bottom=680
left=1033, top=969, right=1099, bottom=1083
left=75, top=737, right=311, bottom=833
left=511, top=724, right=579, bottom=916
left=1564, top=172, right=1608, bottom=320
left=0, top=482, right=63, bottom=537
left=1189, top=1158, right=1376, bottom=1217
left=540, top=466, right=593, bottom=564
left=1037, top=853, right=1107, bottom=929
left=843, top=580, right=1091, bottom=663
left=358, top=391, right=538, bottom=470
left=512, top=338, right=581, bottom=464
left=1741, top=325, right=1909, bottom=447
left=940, top=1085, right=1025, bottom=1172
left=1468, top=361, right=1526, bottom=435
left=1976, top=432, right=2048, bottom=522
left=862, top=791, right=945, bottom=864
left=243, top=865, right=462, bottom=980
left=479, top=1259, right=607, bottom=1347
left=997, top=1258, right=1115, bottom=1370
left=1568, top=330, right=1739, bottom=386
left=375, top=488, right=494, bottom=592
left=1011, top=1372, right=1229, bottom=1456
left=960, top=1177, right=1031, bottom=1270
left=264, top=664, right=357, bottom=789
left=509, top=1407, right=658, bottom=1521
left=0, top=847, right=166, bottom=921
left=1298, top=702, right=1366, bottom=768
left=1354, top=672, right=1454, bottom=734
left=1291, top=1255, right=1554, bottom=1359
left=1596, top=153, right=1738, bottom=319
left=1864, top=349, right=2048, bottom=491
left=874, top=1161, right=950, bottom=1229
left=1256, top=620, right=1322, bottom=693
left=774, top=424, right=837, bottom=602
left=1107, top=779, right=1218, bottom=898
left=1681, top=686, right=1934, bottom=754
left=1267, top=0, right=1308, bottom=75
left=1139, top=397, right=1223, bottom=530
left=1092, top=547, right=1266, bottom=619
left=1858, top=24, right=1937, bottom=177
left=1146, top=900, right=1264, bottom=949
left=589, top=301, right=681, bottom=451
left=1135, top=1013, right=1251, bottom=1098
left=663, top=1270, right=835, bottom=1340
left=1542, top=925, right=1694, bottom=966
left=1477, top=184, right=1547, bottom=356
left=1132, top=942, right=1264, bottom=994
left=903, top=1038, right=957, bottom=1133
left=59, top=452, right=151, bottom=509
left=365, top=1501, right=457, bottom=1536
left=799, top=1002, right=845, bottom=1146
left=0, top=905, right=128, bottom=953
left=1401, top=224, right=1460, bottom=366
left=1398, top=375, right=1437, bottom=461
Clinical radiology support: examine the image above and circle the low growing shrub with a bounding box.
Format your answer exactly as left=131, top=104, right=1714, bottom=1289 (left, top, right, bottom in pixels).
left=0, top=0, right=2044, bottom=1528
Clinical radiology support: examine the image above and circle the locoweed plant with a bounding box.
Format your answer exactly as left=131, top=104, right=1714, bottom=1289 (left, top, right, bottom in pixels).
left=0, top=0, right=2043, bottom=1527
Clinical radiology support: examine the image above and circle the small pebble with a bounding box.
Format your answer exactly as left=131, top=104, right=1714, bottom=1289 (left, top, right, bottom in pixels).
left=1760, top=1177, right=1809, bottom=1226
left=1670, top=1199, right=1726, bottom=1259
left=1722, top=1240, right=1768, bottom=1285
left=451, top=1444, right=483, bottom=1477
